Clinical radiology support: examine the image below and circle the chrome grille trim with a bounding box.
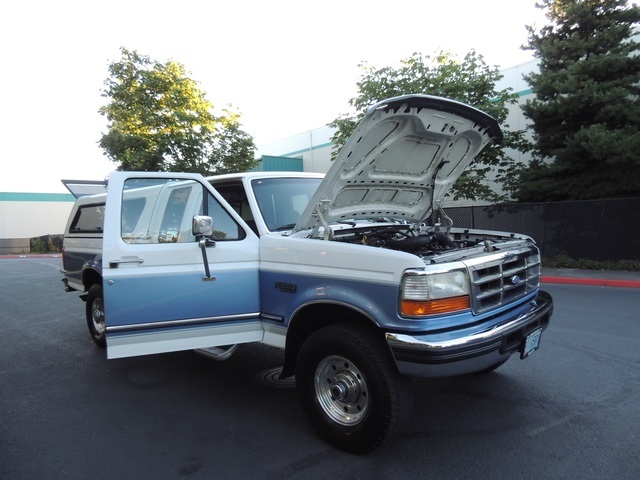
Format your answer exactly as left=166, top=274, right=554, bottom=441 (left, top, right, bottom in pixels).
left=466, top=247, right=541, bottom=314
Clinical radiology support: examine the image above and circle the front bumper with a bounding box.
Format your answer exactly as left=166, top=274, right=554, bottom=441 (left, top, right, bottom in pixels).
left=386, top=290, right=553, bottom=377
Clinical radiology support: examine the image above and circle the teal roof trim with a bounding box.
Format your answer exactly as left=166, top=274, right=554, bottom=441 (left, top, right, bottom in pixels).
left=491, top=87, right=535, bottom=103
left=254, top=155, right=304, bottom=172
left=0, top=192, right=75, bottom=202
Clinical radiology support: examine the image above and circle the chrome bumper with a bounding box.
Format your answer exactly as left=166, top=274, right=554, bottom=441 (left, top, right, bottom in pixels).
left=386, top=290, right=553, bottom=377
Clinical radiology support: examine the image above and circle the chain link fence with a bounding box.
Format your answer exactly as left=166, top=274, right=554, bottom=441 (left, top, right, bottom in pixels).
left=445, top=197, right=640, bottom=262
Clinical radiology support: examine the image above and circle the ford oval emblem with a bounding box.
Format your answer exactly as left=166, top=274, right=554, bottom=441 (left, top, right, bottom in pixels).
left=511, top=275, right=521, bottom=285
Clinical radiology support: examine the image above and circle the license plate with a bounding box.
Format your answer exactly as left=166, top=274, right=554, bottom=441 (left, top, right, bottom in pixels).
left=521, top=328, right=542, bottom=359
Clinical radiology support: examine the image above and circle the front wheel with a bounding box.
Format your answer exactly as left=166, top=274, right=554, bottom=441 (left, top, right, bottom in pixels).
left=295, top=324, right=413, bottom=453
left=86, top=284, right=106, bottom=348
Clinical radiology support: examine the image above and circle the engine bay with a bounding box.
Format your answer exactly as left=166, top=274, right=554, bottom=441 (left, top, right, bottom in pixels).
left=329, top=222, right=531, bottom=263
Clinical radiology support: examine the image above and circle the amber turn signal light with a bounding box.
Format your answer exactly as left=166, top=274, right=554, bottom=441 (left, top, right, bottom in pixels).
left=401, top=295, right=470, bottom=316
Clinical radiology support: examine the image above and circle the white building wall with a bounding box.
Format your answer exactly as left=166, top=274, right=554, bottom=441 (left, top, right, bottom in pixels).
left=0, top=198, right=74, bottom=238
left=257, top=125, right=335, bottom=173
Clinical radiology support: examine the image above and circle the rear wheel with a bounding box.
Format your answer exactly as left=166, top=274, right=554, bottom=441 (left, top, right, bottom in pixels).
left=86, top=284, right=106, bottom=348
left=295, top=323, right=413, bottom=453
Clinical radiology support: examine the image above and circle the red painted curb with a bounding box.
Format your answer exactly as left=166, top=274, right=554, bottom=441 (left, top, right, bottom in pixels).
left=542, top=276, right=640, bottom=289
left=0, top=254, right=61, bottom=259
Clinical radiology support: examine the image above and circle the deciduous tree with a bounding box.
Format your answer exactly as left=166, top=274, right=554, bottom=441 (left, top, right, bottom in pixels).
left=330, top=51, right=530, bottom=202
left=99, top=48, right=256, bottom=175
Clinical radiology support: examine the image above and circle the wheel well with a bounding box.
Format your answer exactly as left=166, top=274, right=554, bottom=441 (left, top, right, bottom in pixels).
left=82, top=269, right=102, bottom=291
left=280, top=303, right=382, bottom=378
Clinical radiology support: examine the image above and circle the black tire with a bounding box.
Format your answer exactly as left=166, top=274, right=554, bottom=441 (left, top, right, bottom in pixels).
left=295, top=323, right=413, bottom=453
left=86, top=284, right=106, bottom=348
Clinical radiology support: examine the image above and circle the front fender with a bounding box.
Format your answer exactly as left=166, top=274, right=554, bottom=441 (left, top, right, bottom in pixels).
left=261, top=270, right=398, bottom=328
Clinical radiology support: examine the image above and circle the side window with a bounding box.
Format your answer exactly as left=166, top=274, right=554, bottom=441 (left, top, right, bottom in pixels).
left=70, top=204, right=105, bottom=233
left=122, top=198, right=146, bottom=236
left=121, top=178, right=245, bottom=244
left=213, top=184, right=258, bottom=235
left=205, top=191, right=246, bottom=241
left=157, top=186, right=193, bottom=243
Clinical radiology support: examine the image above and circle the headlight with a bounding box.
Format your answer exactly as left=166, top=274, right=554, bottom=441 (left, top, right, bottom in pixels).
left=400, top=270, right=470, bottom=316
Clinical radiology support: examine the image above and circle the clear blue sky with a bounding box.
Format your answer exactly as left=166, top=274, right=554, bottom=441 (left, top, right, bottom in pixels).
left=0, top=0, right=546, bottom=193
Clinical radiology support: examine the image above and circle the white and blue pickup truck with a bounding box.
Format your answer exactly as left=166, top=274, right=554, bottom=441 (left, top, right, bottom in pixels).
left=61, top=94, right=553, bottom=453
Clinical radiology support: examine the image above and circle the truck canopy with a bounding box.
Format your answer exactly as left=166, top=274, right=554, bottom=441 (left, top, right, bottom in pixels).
left=61, top=179, right=108, bottom=198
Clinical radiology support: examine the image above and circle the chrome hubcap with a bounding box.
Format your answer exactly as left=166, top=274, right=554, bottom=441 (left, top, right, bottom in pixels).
left=92, top=298, right=106, bottom=335
left=315, top=355, right=369, bottom=426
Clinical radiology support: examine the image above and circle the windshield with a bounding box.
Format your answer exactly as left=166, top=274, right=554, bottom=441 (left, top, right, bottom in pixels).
left=251, top=177, right=322, bottom=231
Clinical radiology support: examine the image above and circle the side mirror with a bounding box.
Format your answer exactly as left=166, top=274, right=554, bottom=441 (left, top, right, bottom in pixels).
left=192, top=215, right=213, bottom=237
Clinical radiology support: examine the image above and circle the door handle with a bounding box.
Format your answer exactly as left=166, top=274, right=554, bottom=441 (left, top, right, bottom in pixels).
left=109, top=258, right=144, bottom=268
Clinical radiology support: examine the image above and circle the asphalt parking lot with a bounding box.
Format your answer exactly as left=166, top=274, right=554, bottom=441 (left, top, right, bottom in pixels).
left=1, top=256, right=639, bottom=479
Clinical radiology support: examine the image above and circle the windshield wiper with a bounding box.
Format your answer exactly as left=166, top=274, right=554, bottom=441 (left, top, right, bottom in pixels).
left=274, top=223, right=297, bottom=231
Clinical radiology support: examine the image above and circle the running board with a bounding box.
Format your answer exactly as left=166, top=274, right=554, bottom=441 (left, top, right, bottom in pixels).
left=195, top=344, right=239, bottom=361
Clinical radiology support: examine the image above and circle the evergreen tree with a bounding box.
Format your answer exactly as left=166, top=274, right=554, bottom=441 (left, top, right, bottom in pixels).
left=515, top=0, right=640, bottom=201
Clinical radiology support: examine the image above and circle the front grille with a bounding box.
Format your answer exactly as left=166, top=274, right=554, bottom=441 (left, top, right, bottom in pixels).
left=469, top=249, right=541, bottom=314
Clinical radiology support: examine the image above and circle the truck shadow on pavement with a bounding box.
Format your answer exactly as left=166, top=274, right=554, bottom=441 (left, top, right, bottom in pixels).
left=101, top=343, right=545, bottom=448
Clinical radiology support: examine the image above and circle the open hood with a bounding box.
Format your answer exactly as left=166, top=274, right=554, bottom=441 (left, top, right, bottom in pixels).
left=292, top=94, right=502, bottom=234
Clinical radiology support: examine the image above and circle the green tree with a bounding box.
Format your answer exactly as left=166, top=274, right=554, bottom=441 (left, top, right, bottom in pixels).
left=99, top=48, right=256, bottom=175
left=330, top=51, right=530, bottom=202
left=515, top=0, right=640, bottom=201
